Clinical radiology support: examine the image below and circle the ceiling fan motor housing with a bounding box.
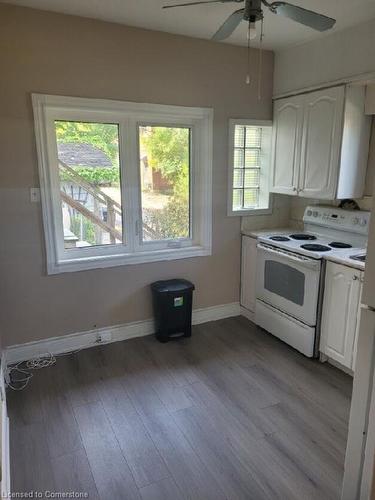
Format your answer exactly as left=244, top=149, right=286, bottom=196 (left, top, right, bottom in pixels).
left=244, top=0, right=263, bottom=22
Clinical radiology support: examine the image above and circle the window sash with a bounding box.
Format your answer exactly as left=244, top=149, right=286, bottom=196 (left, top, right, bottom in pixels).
left=44, top=110, right=132, bottom=262
left=33, top=94, right=213, bottom=273
left=135, top=122, right=194, bottom=252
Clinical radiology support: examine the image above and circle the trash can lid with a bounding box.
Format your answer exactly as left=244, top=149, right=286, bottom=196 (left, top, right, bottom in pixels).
left=151, top=279, right=195, bottom=293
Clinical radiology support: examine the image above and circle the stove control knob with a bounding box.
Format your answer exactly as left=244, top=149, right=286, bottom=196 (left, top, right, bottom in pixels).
left=307, top=210, right=313, bottom=217
left=353, top=217, right=360, bottom=225
left=313, top=211, right=318, bottom=217
left=360, top=219, right=368, bottom=227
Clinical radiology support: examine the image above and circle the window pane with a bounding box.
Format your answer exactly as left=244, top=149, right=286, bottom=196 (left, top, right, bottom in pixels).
left=233, top=169, right=243, bottom=188
left=231, top=123, right=272, bottom=214
left=55, top=121, right=123, bottom=249
left=234, top=125, right=245, bottom=148
left=243, top=188, right=259, bottom=208
left=139, top=125, right=190, bottom=241
left=232, top=189, right=243, bottom=210
left=245, top=149, right=260, bottom=168
left=234, top=149, right=244, bottom=168
left=245, top=126, right=262, bottom=148
left=244, top=169, right=260, bottom=187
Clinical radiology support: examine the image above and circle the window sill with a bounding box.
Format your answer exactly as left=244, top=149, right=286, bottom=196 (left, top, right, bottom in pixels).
left=48, top=245, right=212, bottom=274
left=227, top=206, right=273, bottom=217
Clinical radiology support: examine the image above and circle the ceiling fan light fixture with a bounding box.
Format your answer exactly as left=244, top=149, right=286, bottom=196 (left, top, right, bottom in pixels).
left=247, top=21, right=257, bottom=40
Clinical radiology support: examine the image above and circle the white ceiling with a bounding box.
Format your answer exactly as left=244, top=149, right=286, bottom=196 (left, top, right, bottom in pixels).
left=4, top=0, right=375, bottom=50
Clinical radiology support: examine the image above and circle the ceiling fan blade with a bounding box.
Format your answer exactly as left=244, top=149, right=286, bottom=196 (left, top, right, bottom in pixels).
left=269, top=2, right=335, bottom=31
left=212, top=8, right=245, bottom=41
left=266, top=2, right=336, bottom=31
left=163, top=0, right=241, bottom=9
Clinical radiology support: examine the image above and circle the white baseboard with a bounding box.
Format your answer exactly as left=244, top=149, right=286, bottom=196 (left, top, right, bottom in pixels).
left=240, top=305, right=255, bottom=322
left=4, top=302, right=241, bottom=366
left=327, top=357, right=354, bottom=376
left=0, top=363, right=10, bottom=498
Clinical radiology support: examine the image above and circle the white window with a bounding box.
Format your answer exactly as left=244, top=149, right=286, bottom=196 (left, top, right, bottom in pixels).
left=32, top=94, right=213, bottom=274
left=227, top=120, right=272, bottom=216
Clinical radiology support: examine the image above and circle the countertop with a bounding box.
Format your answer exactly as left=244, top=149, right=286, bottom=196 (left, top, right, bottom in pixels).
left=241, top=228, right=295, bottom=239
left=324, top=251, right=366, bottom=272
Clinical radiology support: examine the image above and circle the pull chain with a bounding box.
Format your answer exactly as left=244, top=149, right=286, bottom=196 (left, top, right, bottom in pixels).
left=258, top=17, right=264, bottom=100
left=245, top=20, right=251, bottom=85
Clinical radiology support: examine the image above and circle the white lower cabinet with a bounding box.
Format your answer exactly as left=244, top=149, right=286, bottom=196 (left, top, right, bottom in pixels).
left=0, top=366, right=10, bottom=499
left=320, top=261, right=364, bottom=370
left=240, top=235, right=257, bottom=313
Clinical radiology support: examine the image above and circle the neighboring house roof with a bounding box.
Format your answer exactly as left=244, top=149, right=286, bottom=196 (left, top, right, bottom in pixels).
left=57, top=143, right=112, bottom=168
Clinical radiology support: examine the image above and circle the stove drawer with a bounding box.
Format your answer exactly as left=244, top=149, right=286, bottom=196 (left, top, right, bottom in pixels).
left=255, top=300, right=315, bottom=357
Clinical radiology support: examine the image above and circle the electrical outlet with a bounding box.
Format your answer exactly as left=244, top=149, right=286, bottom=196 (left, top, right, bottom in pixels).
left=96, top=332, right=112, bottom=343
left=30, top=187, right=40, bottom=203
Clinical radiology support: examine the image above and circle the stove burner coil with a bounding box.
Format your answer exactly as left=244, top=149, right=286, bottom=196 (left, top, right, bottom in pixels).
left=269, top=236, right=291, bottom=242
left=350, top=255, right=366, bottom=262
left=301, top=244, right=332, bottom=252
left=290, top=234, right=317, bottom=241
left=328, top=242, right=352, bottom=249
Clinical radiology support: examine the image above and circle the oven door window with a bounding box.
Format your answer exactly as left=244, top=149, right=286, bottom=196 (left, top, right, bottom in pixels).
left=264, top=260, right=305, bottom=306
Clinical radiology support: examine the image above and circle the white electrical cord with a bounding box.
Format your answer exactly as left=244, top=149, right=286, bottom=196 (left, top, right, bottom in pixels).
left=7, top=362, right=33, bottom=391
left=7, top=349, right=82, bottom=391
left=26, top=352, right=56, bottom=370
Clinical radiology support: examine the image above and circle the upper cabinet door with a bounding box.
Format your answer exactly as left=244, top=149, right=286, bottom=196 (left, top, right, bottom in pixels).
left=270, top=95, right=304, bottom=195
left=299, top=86, right=345, bottom=199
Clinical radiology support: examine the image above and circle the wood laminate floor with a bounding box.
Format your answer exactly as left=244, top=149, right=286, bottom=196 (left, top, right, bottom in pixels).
left=8, top=316, right=353, bottom=500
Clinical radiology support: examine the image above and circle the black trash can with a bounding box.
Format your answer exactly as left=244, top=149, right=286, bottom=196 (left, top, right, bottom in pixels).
left=151, top=279, right=195, bottom=343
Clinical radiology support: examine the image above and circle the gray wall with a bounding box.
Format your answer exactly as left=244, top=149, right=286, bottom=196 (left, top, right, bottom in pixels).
left=274, top=18, right=375, bottom=95
left=366, top=119, right=375, bottom=197
left=0, top=4, right=274, bottom=347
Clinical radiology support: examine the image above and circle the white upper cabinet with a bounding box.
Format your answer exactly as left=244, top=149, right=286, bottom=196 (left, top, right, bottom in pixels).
left=299, top=87, right=344, bottom=199
left=271, top=85, right=371, bottom=200
left=271, top=95, right=304, bottom=195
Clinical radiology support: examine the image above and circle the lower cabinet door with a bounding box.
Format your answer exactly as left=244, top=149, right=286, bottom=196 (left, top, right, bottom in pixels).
left=351, top=276, right=364, bottom=372
left=240, top=235, right=257, bottom=313
left=320, top=262, right=362, bottom=369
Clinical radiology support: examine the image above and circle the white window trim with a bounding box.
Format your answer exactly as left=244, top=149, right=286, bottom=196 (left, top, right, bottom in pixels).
left=32, top=94, right=213, bottom=274
left=227, top=119, right=273, bottom=217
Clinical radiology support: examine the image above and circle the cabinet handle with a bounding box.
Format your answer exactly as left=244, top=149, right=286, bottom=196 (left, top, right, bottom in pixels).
left=293, top=187, right=297, bottom=192
left=353, top=275, right=360, bottom=281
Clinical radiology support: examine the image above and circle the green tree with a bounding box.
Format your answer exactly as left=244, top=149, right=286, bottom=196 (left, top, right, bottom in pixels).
left=141, top=126, right=189, bottom=188
left=70, top=215, right=95, bottom=245
left=59, top=166, right=120, bottom=186
left=141, top=126, right=190, bottom=239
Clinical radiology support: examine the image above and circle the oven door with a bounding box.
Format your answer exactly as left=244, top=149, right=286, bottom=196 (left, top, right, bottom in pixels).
left=256, top=243, right=321, bottom=326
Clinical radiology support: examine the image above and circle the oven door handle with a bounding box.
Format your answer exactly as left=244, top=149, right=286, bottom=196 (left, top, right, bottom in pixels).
left=257, top=243, right=321, bottom=270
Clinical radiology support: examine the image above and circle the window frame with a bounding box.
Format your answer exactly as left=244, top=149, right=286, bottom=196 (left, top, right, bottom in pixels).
left=227, top=119, right=273, bottom=217
left=32, top=94, right=213, bottom=274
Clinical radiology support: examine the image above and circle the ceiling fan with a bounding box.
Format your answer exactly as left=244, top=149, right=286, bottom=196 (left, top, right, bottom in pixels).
left=162, top=0, right=336, bottom=41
